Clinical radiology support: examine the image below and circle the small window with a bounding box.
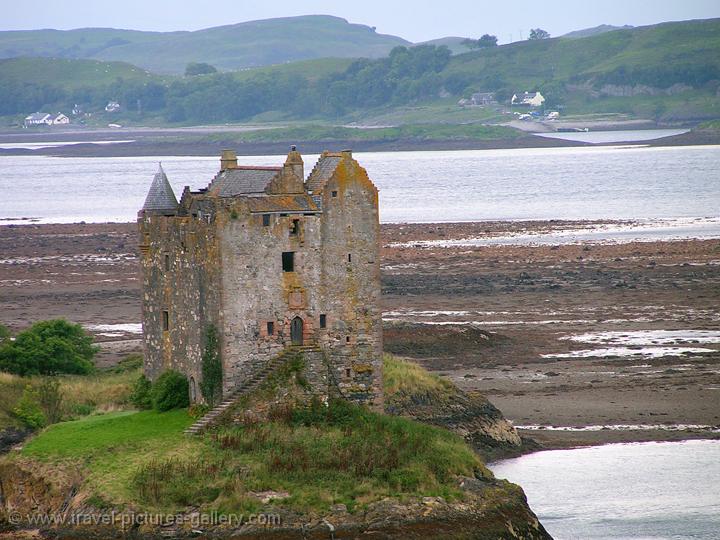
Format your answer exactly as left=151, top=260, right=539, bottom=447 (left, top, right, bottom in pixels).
left=345, top=368, right=351, bottom=378
left=347, top=253, right=352, bottom=263
left=346, top=336, right=350, bottom=343
left=331, top=190, right=338, bottom=198
left=162, top=310, right=169, bottom=331
left=267, top=321, right=274, bottom=335
left=319, top=314, right=327, bottom=328
left=164, top=253, right=170, bottom=271
left=282, top=251, right=295, bottom=272
left=290, top=219, right=300, bottom=236
left=262, top=214, right=270, bottom=226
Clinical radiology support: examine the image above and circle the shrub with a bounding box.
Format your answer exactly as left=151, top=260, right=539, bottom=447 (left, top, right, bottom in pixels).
left=0, top=324, right=10, bottom=343
left=133, top=457, right=223, bottom=505
left=109, top=354, right=143, bottom=374
left=0, top=319, right=97, bottom=376
left=37, top=378, right=64, bottom=424
left=130, top=375, right=153, bottom=410
left=151, top=371, right=189, bottom=411
left=12, top=385, right=46, bottom=429
left=188, top=403, right=210, bottom=419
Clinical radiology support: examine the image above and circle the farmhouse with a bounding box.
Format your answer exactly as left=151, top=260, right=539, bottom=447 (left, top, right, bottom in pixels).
left=511, top=91, right=546, bottom=107
left=138, top=148, right=384, bottom=421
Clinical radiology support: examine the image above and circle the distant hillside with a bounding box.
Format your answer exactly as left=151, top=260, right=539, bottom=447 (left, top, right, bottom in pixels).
left=0, top=15, right=409, bottom=74
left=444, top=18, right=720, bottom=94
left=0, top=57, right=160, bottom=90
left=562, top=24, right=633, bottom=39
left=1, top=18, right=718, bottom=124
left=416, top=37, right=471, bottom=55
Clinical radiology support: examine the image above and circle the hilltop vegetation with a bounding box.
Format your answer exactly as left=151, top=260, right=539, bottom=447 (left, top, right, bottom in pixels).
left=1, top=18, right=718, bottom=125
left=0, top=355, right=549, bottom=538
left=0, top=15, right=409, bottom=74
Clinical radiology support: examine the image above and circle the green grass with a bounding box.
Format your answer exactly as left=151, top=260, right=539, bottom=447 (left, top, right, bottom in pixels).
left=383, top=354, right=454, bottom=398
left=0, top=364, right=139, bottom=429
left=21, top=410, right=193, bottom=458
left=197, top=123, right=519, bottom=144
left=14, top=365, right=489, bottom=513
left=699, top=119, right=720, bottom=130
left=0, top=57, right=160, bottom=90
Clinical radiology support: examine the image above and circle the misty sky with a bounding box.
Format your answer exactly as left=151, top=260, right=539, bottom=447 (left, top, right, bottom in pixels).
left=1, top=0, right=718, bottom=43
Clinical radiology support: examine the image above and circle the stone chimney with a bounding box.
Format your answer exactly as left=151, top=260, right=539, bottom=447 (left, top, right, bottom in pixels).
left=284, top=145, right=304, bottom=180
left=220, top=149, right=238, bottom=170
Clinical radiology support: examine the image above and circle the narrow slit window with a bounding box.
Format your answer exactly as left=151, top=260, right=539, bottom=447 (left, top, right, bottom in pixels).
left=267, top=321, right=274, bottom=335
left=346, top=335, right=350, bottom=343
left=290, top=219, right=300, bottom=236
left=164, top=253, right=170, bottom=271
left=319, top=314, right=327, bottom=328
left=262, top=214, right=270, bottom=226
left=347, top=253, right=352, bottom=263
left=282, top=251, right=295, bottom=272
left=345, top=368, right=351, bottom=378
left=162, top=310, right=169, bottom=331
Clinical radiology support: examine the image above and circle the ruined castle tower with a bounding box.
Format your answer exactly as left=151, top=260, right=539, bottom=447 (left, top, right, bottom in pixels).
left=138, top=149, right=383, bottom=409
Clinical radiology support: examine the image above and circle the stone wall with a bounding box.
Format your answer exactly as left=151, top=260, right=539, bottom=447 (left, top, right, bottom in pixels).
left=139, top=150, right=383, bottom=409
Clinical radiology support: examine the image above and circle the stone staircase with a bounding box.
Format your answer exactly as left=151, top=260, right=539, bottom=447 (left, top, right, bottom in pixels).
left=184, top=346, right=318, bottom=436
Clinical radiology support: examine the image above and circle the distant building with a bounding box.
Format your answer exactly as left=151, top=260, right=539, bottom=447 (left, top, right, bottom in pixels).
left=24, top=112, right=52, bottom=127
left=470, top=92, right=495, bottom=106
left=50, top=113, right=70, bottom=125
left=105, top=101, right=121, bottom=112
left=458, top=92, right=496, bottom=108
left=511, top=91, right=545, bottom=107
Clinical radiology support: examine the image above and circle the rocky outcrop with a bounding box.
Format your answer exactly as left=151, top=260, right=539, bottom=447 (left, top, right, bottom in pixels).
left=0, top=459, right=550, bottom=539
left=385, top=380, right=534, bottom=461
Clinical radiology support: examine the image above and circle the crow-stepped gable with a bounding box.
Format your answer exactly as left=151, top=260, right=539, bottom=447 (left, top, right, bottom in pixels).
left=138, top=149, right=383, bottom=411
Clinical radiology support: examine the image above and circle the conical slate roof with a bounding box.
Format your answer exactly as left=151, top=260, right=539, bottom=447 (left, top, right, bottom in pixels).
left=142, top=163, right=178, bottom=212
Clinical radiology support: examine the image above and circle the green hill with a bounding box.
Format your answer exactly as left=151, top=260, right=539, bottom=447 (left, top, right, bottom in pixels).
left=562, top=24, right=633, bottom=39
left=0, top=57, right=161, bottom=90
left=0, top=15, right=409, bottom=74
left=444, top=18, right=720, bottom=94
left=1, top=18, right=718, bottom=125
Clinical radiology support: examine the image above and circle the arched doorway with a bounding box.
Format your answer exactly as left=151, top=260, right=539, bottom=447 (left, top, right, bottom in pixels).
left=189, top=376, right=197, bottom=402
left=291, top=316, right=304, bottom=346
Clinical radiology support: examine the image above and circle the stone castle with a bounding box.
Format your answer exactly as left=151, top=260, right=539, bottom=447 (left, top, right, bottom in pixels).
left=138, top=148, right=383, bottom=410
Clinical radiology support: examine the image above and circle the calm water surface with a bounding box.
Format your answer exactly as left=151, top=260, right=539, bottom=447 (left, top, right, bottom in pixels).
left=490, top=440, right=720, bottom=540
left=0, top=145, right=718, bottom=224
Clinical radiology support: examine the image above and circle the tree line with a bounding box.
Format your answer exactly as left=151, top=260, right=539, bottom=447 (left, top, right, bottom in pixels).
left=1, top=45, right=454, bottom=122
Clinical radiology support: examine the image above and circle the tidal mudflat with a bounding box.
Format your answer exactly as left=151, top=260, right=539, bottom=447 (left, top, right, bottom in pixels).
left=1, top=219, right=718, bottom=448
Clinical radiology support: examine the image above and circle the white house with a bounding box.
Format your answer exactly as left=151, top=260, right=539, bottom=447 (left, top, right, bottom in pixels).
left=511, top=91, right=545, bottom=107
left=24, top=112, right=52, bottom=127
left=50, top=112, right=70, bottom=125
left=105, top=101, right=121, bottom=112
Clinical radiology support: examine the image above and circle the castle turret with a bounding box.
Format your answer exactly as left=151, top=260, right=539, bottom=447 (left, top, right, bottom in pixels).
left=140, top=163, right=178, bottom=215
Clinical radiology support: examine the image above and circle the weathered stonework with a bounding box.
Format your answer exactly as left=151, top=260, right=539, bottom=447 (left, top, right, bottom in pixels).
left=138, top=149, right=383, bottom=409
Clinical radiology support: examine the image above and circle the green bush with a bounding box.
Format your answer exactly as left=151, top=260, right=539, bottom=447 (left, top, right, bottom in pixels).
left=37, top=378, right=64, bottom=424
left=151, top=371, right=189, bottom=412
left=0, top=319, right=97, bottom=376
left=12, top=385, right=46, bottom=429
left=130, top=375, right=153, bottom=410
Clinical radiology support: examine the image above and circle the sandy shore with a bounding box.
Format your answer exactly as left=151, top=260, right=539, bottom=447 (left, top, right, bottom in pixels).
left=1, top=221, right=718, bottom=449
